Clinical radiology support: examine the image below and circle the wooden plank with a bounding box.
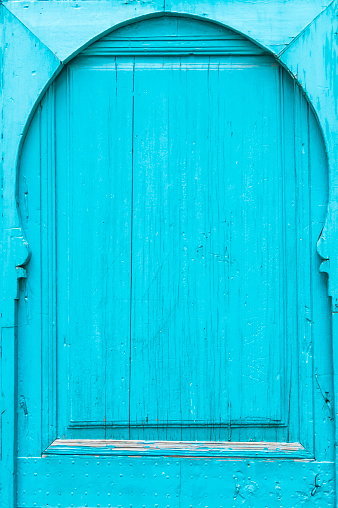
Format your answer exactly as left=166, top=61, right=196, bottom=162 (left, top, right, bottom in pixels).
left=0, top=327, right=16, bottom=508
left=280, top=1, right=338, bottom=492
left=55, top=60, right=134, bottom=436
left=0, top=6, right=60, bottom=507
left=44, top=438, right=311, bottom=459
left=293, top=84, right=314, bottom=454
left=17, top=104, right=45, bottom=457
left=129, top=53, right=289, bottom=441
left=308, top=111, right=334, bottom=462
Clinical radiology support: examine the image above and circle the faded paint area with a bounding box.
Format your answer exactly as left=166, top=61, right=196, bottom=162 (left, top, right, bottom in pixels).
left=45, top=439, right=310, bottom=458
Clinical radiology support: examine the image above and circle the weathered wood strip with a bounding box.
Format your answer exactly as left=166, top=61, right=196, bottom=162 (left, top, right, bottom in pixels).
left=45, top=438, right=312, bottom=458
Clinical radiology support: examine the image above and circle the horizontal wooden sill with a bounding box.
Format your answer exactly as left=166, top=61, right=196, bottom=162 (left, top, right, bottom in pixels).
left=44, top=439, right=312, bottom=459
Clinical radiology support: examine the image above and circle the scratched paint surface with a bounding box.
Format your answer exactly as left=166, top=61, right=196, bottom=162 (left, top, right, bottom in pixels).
left=17, top=457, right=335, bottom=507
left=61, top=56, right=287, bottom=435
left=16, top=15, right=334, bottom=507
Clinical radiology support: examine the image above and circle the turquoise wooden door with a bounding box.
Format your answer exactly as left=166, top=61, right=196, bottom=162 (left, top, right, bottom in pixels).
left=17, top=15, right=334, bottom=507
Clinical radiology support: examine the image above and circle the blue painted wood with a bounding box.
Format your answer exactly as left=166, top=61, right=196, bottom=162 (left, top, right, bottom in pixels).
left=0, top=6, right=60, bottom=507
left=82, top=16, right=267, bottom=56
left=44, top=438, right=311, bottom=459
left=4, top=0, right=333, bottom=60
left=129, top=48, right=284, bottom=436
left=17, top=456, right=335, bottom=507
left=1, top=7, right=332, bottom=506
left=280, top=15, right=338, bottom=484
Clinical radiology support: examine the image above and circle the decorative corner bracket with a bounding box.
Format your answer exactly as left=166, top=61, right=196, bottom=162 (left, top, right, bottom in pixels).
left=317, top=209, right=338, bottom=312
left=10, top=226, right=30, bottom=300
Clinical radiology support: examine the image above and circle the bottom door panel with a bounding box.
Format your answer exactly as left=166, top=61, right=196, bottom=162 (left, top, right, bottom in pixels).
left=18, top=457, right=335, bottom=508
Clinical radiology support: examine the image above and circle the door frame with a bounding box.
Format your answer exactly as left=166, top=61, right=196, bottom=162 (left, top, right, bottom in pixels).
left=2, top=2, right=338, bottom=506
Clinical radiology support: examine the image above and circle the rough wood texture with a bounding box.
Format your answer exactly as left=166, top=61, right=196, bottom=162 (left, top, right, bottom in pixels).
left=4, top=0, right=333, bottom=60
left=0, top=6, right=59, bottom=507
left=279, top=2, right=338, bottom=495
left=1, top=2, right=337, bottom=507
left=17, top=457, right=335, bottom=507
left=45, top=439, right=310, bottom=458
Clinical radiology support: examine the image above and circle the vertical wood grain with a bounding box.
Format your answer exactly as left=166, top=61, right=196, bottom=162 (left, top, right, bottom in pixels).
left=15, top=16, right=333, bottom=496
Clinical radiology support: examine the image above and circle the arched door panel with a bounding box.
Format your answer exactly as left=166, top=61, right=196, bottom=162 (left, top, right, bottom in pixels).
left=17, top=14, right=333, bottom=507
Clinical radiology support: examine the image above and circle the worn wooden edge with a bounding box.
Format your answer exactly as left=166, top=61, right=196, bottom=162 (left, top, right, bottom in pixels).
left=44, top=439, right=313, bottom=459
left=68, top=421, right=286, bottom=429
left=83, top=49, right=266, bottom=56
